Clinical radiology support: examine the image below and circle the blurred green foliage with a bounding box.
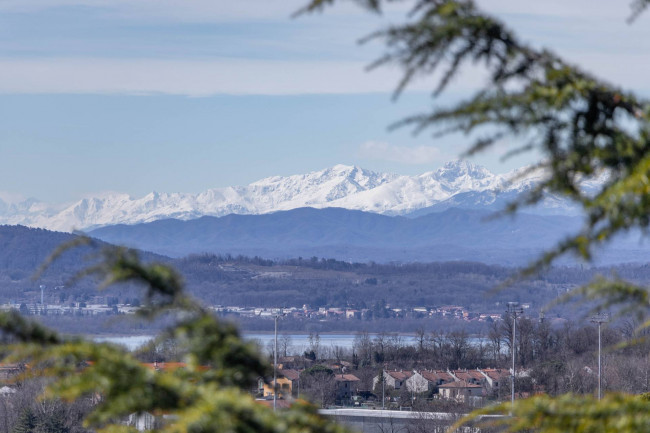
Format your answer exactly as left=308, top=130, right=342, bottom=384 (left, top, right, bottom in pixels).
left=0, top=247, right=349, bottom=433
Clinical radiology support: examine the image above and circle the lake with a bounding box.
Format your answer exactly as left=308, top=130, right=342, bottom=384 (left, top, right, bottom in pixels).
left=93, top=333, right=483, bottom=352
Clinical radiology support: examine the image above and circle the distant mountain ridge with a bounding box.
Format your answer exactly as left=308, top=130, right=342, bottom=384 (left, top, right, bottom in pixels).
left=0, top=160, right=578, bottom=232
left=88, top=206, right=650, bottom=266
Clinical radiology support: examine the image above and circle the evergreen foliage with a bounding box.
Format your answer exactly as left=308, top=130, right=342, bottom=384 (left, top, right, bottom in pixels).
left=35, top=411, right=69, bottom=433
left=12, top=409, right=36, bottom=433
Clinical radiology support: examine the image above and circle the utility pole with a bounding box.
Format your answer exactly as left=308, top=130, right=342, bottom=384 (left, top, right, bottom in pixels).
left=591, top=313, right=609, bottom=400
left=507, top=302, right=524, bottom=411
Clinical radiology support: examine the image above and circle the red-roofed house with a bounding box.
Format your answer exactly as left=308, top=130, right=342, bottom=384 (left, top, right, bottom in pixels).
left=373, top=370, right=414, bottom=391
left=439, top=380, right=483, bottom=403
left=260, top=369, right=302, bottom=399
left=333, top=373, right=360, bottom=401
left=450, top=369, right=487, bottom=387
left=406, top=370, right=455, bottom=394
left=478, top=368, right=511, bottom=395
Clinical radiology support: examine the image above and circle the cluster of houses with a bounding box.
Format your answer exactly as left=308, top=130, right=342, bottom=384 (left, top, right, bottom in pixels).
left=258, top=356, right=512, bottom=407
left=373, top=368, right=511, bottom=405
left=260, top=371, right=363, bottom=407
left=2, top=295, right=529, bottom=323
left=0, top=302, right=140, bottom=316
left=213, top=304, right=512, bottom=323
left=257, top=358, right=363, bottom=407
left=0, top=358, right=513, bottom=432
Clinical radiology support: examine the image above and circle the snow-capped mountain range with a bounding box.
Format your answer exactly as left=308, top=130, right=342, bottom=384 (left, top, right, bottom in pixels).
left=0, top=160, right=581, bottom=232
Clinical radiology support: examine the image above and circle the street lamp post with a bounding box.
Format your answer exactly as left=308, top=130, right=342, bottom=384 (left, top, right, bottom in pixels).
left=591, top=313, right=609, bottom=400
left=507, top=302, right=524, bottom=411
left=382, top=368, right=385, bottom=410
left=273, top=309, right=284, bottom=412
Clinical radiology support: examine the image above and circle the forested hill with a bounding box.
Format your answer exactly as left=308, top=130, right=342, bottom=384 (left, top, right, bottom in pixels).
left=89, top=207, right=586, bottom=265
left=0, top=225, right=168, bottom=302
left=172, top=254, right=650, bottom=317
left=0, top=225, right=80, bottom=278
left=3, top=225, right=650, bottom=318
left=88, top=207, right=650, bottom=266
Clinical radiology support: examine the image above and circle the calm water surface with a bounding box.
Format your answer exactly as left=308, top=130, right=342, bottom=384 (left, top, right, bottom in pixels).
left=93, top=333, right=483, bottom=352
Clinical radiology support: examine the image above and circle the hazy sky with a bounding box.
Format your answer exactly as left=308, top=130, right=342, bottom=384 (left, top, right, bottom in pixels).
left=1, top=0, right=649, bottom=203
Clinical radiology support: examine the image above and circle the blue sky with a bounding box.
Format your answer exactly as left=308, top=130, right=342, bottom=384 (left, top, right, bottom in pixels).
left=1, top=0, right=649, bottom=203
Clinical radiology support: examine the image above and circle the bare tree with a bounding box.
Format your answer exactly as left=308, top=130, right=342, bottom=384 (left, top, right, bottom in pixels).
left=299, top=365, right=337, bottom=407
left=308, top=332, right=321, bottom=360
left=279, top=334, right=293, bottom=358
left=353, top=331, right=373, bottom=367
left=0, top=395, right=12, bottom=433
left=488, top=320, right=502, bottom=366
left=448, top=330, right=469, bottom=370
left=373, top=413, right=408, bottom=433
left=415, top=327, right=426, bottom=354
left=407, top=399, right=465, bottom=433
left=517, top=317, right=535, bottom=368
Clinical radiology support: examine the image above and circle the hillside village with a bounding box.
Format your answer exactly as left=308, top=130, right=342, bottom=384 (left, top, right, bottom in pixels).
left=0, top=301, right=516, bottom=324
left=216, top=305, right=509, bottom=323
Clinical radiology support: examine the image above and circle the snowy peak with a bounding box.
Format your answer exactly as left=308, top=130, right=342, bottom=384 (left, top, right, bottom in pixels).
left=436, top=159, right=491, bottom=181
left=247, top=164, right=397, bottom=208
left=0, top=160, right=582, bottom=232
left=426, top=159, right=505, bottom=193
left=252, top=164, right=393, bottom=192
